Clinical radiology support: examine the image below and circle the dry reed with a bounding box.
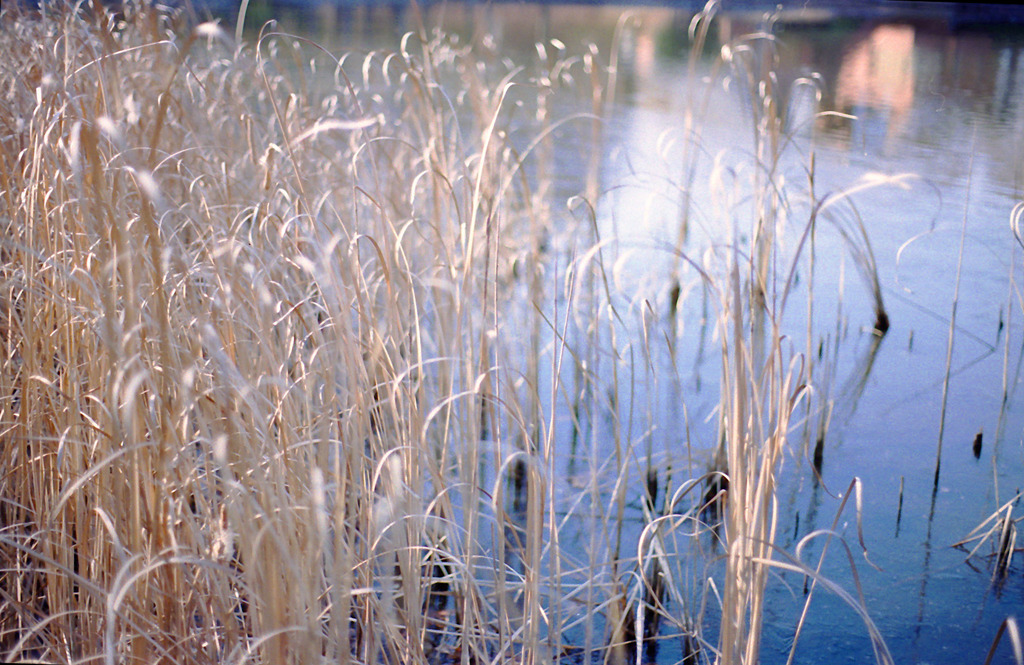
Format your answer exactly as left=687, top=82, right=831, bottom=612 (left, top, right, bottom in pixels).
left=0, top=2, right=899, bottom=664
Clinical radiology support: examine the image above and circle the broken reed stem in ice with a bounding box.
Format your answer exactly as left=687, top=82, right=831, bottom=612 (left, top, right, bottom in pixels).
left=935, top=128, right=976, bottom=488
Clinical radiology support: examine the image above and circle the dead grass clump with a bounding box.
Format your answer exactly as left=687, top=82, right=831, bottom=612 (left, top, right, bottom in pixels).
left=0, top=2, right=901, bottom=664
left=0, top=2, right=586, bottom=662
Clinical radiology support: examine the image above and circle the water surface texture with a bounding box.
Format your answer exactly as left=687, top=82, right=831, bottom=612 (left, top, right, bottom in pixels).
left=232, top=2, right=1024, bottom=662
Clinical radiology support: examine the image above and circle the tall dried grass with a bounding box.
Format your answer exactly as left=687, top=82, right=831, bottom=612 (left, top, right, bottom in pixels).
left=0, top=2, right=896, bottom=664
left=0, top=3, right=572, bottom=661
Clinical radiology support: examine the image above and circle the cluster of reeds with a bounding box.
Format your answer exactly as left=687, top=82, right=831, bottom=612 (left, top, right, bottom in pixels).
left=0, top=2, right=678, bottom=662
left=682, top=18, right=898, bottom=664
left=0, top=1, right=905, bottom=664
left=0, top=2, right=578, bottom=661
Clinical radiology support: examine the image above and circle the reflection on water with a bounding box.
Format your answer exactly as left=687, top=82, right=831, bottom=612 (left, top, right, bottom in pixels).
left=226, top=2, right=1023, bottom=662
left=834, top=23, right=916, bottom=147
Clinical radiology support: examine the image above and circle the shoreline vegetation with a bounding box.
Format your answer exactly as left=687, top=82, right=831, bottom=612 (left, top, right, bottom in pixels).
left=0, top=1, right=1019, bottom=664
